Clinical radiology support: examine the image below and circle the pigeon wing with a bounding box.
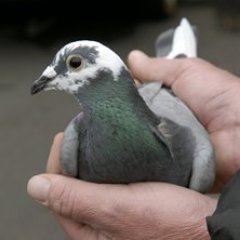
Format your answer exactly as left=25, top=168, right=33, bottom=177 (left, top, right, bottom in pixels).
left=139, top=18, right=215, bottom=193
left=60, top=113, right=83, bottom=177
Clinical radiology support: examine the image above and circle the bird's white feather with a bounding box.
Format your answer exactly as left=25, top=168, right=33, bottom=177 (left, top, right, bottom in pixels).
left=166, top=18, right=197, bottom=59
left=60, top=40, right=126, bottom=80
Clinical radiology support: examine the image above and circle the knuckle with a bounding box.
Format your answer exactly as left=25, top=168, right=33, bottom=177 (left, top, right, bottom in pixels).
left=182, top=57, right=210, bottom=71
left=175, top=57, right=210, bottom=84
left=47, top=179, right=77, bottom=218
left=47, top=178, right=98, bottom=223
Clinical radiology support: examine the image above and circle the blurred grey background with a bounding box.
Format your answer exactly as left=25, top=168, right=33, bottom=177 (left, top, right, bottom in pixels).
left=1, top=0, right=240, bottom=239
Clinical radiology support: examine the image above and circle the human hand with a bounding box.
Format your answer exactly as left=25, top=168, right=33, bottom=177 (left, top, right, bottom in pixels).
left=128, top=51, right=240, bottom=191
left=28, top=133, right=217, bottom=240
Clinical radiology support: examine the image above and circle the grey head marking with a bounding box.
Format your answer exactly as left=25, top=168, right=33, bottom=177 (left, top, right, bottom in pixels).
left=31, top=40, right=127, bottom=95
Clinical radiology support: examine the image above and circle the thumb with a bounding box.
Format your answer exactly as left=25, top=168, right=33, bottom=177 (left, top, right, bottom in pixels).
left=27, top=174, right=122, bottom=226
left=127, top=50, right=189, bottom=87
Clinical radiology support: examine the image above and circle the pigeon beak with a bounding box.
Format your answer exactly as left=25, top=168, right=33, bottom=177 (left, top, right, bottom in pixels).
left=31, top=66, right=57, bottom=95
left=31, top=75, right=53, bottom=95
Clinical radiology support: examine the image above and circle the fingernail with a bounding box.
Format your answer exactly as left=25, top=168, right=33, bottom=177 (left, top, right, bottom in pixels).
left=27, top=176, right=50, bottom=203
left=128, top=50, right=148, bottom=61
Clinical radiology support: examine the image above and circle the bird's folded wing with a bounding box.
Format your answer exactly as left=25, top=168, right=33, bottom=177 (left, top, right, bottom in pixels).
left=60, top=112, right=83, bottom=177
left=139, top=83, right=215, bottom=192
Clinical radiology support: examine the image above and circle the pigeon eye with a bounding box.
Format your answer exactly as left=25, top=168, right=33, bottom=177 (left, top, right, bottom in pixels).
left=66, top=55, right=83, bottom=70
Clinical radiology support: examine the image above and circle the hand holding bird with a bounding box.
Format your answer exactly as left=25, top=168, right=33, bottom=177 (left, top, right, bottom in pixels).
left=28, top=18, right=240, bottom=240
left=31, top=19, right=215, bottom=193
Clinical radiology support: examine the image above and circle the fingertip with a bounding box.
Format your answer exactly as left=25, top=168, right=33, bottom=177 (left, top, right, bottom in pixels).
left=27, top=175, right=51, bottom=203
left=47, top=132, right=64, bottom=174
left=128, top=50, right=149, bottom=62
left=134, top=79, right=142, bottom=88
left=128, top=50, right=149, bottom=68
left=53, top=132, right=64, bottom=145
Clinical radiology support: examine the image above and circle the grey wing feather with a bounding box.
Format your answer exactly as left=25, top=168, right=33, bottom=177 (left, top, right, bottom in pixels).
left=155, top=28, right=175, bottom=58
left=60, top=112, right=83, bottom=177
left=139, top=82, right=215, bottom=193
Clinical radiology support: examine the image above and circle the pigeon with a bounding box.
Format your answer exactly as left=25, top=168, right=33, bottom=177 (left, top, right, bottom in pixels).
left=31, top=18, right=215, bottom=193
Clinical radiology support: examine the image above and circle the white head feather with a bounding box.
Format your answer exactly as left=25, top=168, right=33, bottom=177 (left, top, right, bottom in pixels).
left=41, top=40, right=127, bottom=94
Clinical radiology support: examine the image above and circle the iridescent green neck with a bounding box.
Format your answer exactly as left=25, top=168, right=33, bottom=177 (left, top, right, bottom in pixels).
left=76, top=68, right=155, bottom=124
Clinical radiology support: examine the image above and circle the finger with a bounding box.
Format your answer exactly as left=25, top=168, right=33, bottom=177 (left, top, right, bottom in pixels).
left=27, top=174, right=126, bottom=227
left=57, top=215, right=82, bottom=238
left=27, top=174, right=217, bottom=234
left=46, top=133, right=63, bottom=174
left=134, top=78, right=142, bottom=88
left=127, top=50, right=189, bottom=87
left=56, top=215, right=95, bottom=240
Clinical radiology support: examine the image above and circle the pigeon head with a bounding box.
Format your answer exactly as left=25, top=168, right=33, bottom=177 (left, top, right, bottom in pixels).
left=31, top=40, right=127, bottom=95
